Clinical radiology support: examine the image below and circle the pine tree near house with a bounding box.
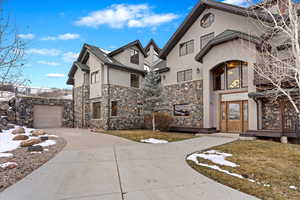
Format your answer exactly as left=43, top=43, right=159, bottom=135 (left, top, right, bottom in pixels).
left=142, top=69, right=166, bottom=132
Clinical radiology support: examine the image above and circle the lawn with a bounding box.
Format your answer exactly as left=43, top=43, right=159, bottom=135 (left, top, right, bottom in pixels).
left=101, top=129, right=197, bottom=142
left=187, top=140, right=300, bottom=200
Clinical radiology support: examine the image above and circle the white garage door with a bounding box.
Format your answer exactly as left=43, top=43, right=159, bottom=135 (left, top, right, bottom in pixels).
left=33, top=105, right=63, bottom=128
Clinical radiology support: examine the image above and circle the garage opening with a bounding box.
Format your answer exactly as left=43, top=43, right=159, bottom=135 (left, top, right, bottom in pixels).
left=33, top=105, right=63, bottom=128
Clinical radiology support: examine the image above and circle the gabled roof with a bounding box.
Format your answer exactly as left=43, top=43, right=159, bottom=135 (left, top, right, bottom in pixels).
left=144, top=39, right=161, bottom=54
left=67, top=42, right=146, bottom=85
left=159, top=0, right=258, bottom=59
left=108, top=40, right=147, bottom=57
left=195, top=29, right=262, bottom=63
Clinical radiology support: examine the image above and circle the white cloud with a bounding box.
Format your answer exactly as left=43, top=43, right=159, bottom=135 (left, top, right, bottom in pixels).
left=46, top=73, right=65, bottom=78
left=37, top=61, right=60, bottom=66
left=41, top=33, right=80, bottom=41
left=27, top=48, right=61, bottom=56
left=222, top=0, right=249, bottom=7
left=75, top=4, right=178, bottom=28
left=17, top=33, right=35, bottom=39
left=63, top=52, right=79, bottom=62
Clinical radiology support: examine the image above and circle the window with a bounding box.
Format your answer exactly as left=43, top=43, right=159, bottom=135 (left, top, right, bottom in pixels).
left=213, top=61, right=248, bottom=91
left=200, top=13, right=215, bottom=28
left=130, top=74, right=139, bottom=88
left=111, top=101, right=118, bottom=116
left=174, top=104, right=191, bottom=116
left=91, top=71, right=99, bottom=84
left=130, top=49, right=139, bottom=65
left=179, top=40, right=194, bottom=56
left=177, top=69, right=192, bottom=82
left=200, top=33, right=214, bottom=49
left=92, top=102, right=101, bottom=119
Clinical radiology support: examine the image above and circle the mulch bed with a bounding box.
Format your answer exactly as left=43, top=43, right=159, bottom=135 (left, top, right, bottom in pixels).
left=0, top=137, right=66, bottom=192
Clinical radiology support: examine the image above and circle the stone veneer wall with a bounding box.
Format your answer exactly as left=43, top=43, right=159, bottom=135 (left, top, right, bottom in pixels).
left=164, top=80, right=203, bottom=128
left=73, top=85, right=89, bottom=128
left=15, top=96, right=73, bottom=128
left=103, top=84, right=144, bottom=130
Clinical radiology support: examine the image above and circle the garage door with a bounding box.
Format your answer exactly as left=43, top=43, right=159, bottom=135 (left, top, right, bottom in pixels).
left=33, top=105, right=63, bottom=128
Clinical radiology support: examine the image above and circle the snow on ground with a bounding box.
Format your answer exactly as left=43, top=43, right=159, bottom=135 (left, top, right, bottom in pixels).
left=187, top=150, right=272, bottom=187
left=0, top=153, right=13, bottom=158
left=289, top=185, right=298, bottom=190
left=0, top=126, right=58, bottom=154
left=0, top=162, right=17, bottom=169
left=140, top=138, right=169, bottom=144
left=34, top=140, right=56, bottom=147
left=192, top=150, right=239, bottom=167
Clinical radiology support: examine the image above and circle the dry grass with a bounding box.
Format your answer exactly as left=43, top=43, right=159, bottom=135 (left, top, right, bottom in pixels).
left=187, top=140, right=300, bottom=200
left=102, top=129, right=197, bottom=142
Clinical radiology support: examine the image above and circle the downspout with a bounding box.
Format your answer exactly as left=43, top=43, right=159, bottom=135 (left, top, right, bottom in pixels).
left=106, top=65, right=110, bottom=130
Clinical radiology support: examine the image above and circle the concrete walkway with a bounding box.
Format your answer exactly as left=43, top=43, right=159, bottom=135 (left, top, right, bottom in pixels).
left=0, top=128, right=258, bottom=200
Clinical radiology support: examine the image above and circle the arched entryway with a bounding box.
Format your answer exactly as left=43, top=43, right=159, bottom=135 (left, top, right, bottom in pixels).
left=211, top=60, right=249, bottom=133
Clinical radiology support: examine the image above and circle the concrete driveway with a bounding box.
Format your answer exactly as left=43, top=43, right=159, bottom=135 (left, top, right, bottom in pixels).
left=0, top=128, right=258, bottom=200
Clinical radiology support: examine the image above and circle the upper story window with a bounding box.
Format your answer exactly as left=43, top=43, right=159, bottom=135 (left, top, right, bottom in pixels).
left=91, top=71, right=99, bottom=84
left=130, top=49, right=139, bottom=65
left=130, top=73, right=139, bottom=88
left=200, top=13, right=215, bottom=28
left=213, top=61, right=248, bottom=91
left=179, top=40, right=194, bottom=56
left=177, top=69, right=192, bottom=82
left=200, top=32, right=214, bottom=49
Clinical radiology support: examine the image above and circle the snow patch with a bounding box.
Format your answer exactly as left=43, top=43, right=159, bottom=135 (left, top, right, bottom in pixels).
left=140, top=138, right=168, bottom=144
left=289, top=185, right=298, bottom=190
left=192, top=150, right=239, bottom=167
left=34, top=140, right=56, bottom=147
left=0, top=152, right=13, bottom=158
left=0, top=162, right=17, bottom=169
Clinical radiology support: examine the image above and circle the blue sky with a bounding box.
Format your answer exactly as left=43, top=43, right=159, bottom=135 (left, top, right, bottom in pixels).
left=3, top=0, right=249, bottom=88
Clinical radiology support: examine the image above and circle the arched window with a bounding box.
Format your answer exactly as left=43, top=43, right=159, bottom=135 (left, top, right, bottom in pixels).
left=212, top=61, right=248, bottom=91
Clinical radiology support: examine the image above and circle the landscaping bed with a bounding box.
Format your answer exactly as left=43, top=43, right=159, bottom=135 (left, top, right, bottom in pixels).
left=0, top=126, right=66, bottom=192
left=186, top=140, right=300, bottom=200
left=100, top=129, right=197, bottom=143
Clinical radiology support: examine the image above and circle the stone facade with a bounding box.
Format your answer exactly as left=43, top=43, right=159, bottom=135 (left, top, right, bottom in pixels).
left=74, top=84, right=144, bottom=130
left=105, top=84, right=144, bottom=130
left=14, top=96, right=73, bottom=128
left=73, top=85, right=89, bottom=128
left=164, top=80, right=203, bottom=128
left=262, top=98, right=300, bottom=131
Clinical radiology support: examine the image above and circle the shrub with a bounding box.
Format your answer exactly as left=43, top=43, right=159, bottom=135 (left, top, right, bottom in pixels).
left=144, top=112, right=173, bottom=131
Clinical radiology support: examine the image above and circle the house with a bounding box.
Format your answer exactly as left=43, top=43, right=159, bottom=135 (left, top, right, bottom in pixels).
left=67, top=0, right=299, bottom=138
left=67, top=40, right=161, bottom=130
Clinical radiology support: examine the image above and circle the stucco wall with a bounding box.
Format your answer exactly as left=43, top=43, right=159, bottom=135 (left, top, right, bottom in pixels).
left=112, top=46, right=145, bottom=70
left=163, top=8, right=264, bottom=86
left=89, top=53, right=104, bottom=99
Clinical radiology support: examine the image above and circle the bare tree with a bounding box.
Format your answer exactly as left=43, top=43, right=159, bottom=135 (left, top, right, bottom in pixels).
left=0, top=9, right=29, bottom=97
left=247, top=0, right=300, bottom=137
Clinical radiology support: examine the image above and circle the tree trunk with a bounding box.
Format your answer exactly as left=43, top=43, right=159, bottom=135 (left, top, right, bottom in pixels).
left=152, top=112, right=156, bottom=132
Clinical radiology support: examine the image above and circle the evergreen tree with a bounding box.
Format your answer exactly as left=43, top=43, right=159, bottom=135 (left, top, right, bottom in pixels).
left=143, top=69, right=165, bottom=131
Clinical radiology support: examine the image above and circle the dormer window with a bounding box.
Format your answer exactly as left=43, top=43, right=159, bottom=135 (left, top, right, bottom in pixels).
left=130, top=49, right=139, bottom=65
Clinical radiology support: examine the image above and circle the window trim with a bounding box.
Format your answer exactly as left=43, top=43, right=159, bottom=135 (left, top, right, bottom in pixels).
left=130, top=73, right=140, bottom=88
left=92, top=102, right=101, bottom=119
left=111, top=101, right=118, bottom=117
left=212, top=61, right=248, bottom=91
left=200, top=32, right=214, bottom=49
left=91, top=71, right=99, bottom=84
left=177, top=69, right=192, bottom=83
left=130, top=49, right=139, bottom=65
left=179, top=40, right=194, bottom=56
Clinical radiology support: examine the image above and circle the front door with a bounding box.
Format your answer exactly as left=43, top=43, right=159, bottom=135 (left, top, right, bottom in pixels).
left=220, top=101, right=248, bottom=133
